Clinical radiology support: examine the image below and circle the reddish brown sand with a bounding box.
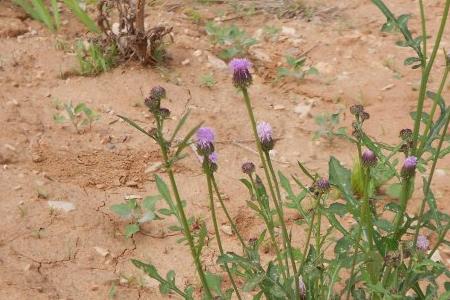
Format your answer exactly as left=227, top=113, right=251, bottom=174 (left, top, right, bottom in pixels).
left=0, top=0, right=449, bottom=299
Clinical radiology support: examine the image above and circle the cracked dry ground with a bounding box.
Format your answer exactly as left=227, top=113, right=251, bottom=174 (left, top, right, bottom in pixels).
left=1, top=0, right=450, bottom=299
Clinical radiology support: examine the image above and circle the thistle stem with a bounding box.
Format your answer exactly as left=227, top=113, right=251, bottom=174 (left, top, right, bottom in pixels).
left=205, top=170, right=242, bottom=300
left=210, top=174, right=247, bottom=252
left=392, top=178, right=413, bottom=240
left=241, top=87, right=300, bottom=298
left=249, top=175, right=288, bottom=282
left=412, top=0, right=450, bottom=155
left=155, top=117, right=213, bottom=299
left=417, top=68, right=449, bottom=156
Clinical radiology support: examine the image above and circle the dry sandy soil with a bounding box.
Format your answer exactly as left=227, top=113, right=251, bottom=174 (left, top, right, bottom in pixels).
left=1, top=0, right=449, bottom=299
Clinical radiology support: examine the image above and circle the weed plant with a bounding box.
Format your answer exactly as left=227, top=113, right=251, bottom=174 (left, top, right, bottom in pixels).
left=117, top=0, right=450, bottom=299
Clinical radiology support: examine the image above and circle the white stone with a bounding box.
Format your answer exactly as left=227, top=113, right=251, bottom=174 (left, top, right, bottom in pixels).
left=207, top=53, right=227, bottom=70
left=281, top=26, right=297, bottom=37
left=47, top=201, right=75, bottom=212
left=94, top=246, right=110, bottom=257
left=221, top=225, right=233, bottom=236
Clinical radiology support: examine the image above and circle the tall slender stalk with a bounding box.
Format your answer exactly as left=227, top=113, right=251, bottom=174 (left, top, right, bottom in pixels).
left=413, top=111, right=450, bottom=248
left=210, top=175, right=247, bottom=252
left=392, top=178, right=412, bottom=239
left=240, top=87, right=300, bottom=297
left=205, top=170, right=242, bottom=300
left=412, top=0, right=450, bottom=155
left=249, top=175, right=288, bottom=281
left=417, top=68, right=449, bottom=156
left=155, top=117, right=213, bottom=299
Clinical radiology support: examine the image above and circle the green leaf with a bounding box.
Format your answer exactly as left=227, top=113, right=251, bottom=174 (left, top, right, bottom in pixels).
left=125, top=223, right=140, bottom=237
left=328, top=202, right=347, bottom=217
left=111, top=203, right=132, bottom=218
left=386, top=183, right=402, bottom=199
left=243, top=274, right=265, bottom=292
left=328, top=157, right=358, bottom=212
left=143, top=195, right=161, bottom=212
left=374, top=218, right=394, bottom=233
left=53, top=113, right=66, bottom=123
left=74, top=102, right=86, bottom=114
left=205, top=272, right=223, bottom=295
left=118, top=115, right=154, bottom=139
left=404, top=56, right=421, bottom=66
left=175, top=122, right=204, bottom=156
left=169, top=110, right=190, bottom=143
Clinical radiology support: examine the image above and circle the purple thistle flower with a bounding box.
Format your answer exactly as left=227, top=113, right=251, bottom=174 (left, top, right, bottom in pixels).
left=315, top=178, right=330, bottom=193
left=229, top=58, right=252, bottom=88
left=257, top=121, right=274, bottom=151
left=150, top=86, right=166, bottom=100
left=362, top=149, right=377, bottom=167
left=401, top=156, right=418, bottom=178
left=416, top=235, right=430, bottom=251
left=196, top=127, right=215, bottom=155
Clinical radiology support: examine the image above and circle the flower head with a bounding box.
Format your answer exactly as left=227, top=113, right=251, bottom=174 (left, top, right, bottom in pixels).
left=399, top=128, right=413, bottom=141
left=350, top=104, right=364, bottom=116
left=416, top=235, right=430, bottom=251
left=229, top=58, right=252, bottom=88
left=257, top=121, right=274, bottom=151
left=159, top=107, right=171, bottom=119
left=315, top=178, right=330, bottom=193
left=401, top=156, right=418, bottom=178
left=241, top=162, right=255, bottom=175
left=208, top=152, right=218, bottom=172
left=196, top=127, right=215, bottom=155
left=362, top=149, right=377, bottom=167
left=150, top=86, right=166, bottom=100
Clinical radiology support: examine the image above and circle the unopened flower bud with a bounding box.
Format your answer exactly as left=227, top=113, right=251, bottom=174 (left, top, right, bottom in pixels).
left=401, top=156, right=418, bottom=178
left=208, top=152, right=218, bottom=172
left=150, top=86, right=166, bottom=100
left=315, top=178, right=330, bottom=193
left=360, top=111, right=370, bottom=122
left=362, top=149, right=377, bottom=167
left=241, top=162, right=255, bottom=175
left=399, top=128, right=413, bottom=141
left=298, top=277, right=306, bottom=299
left=159, top=107, right=170, bottom=119
left=350, top=104, right=364, bottom=116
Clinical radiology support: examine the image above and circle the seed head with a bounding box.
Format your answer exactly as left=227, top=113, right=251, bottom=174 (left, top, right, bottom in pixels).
left=229, top=58, right=252, bottom=88
left=362, top=149, right=377, bottom=167
left=241, top=162, right=255, bottom=175
left=196, top=127, right=215, bottom=155
left=401, top=156, right=418, bottom=178
left=257, top=121, right=274, bottom=151
left=399, top=128, right=413, bottom=141
left=416, top=235, right=430, bottom=251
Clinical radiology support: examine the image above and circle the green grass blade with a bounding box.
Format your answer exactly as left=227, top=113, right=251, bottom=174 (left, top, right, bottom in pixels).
left=50, top=0, right=60, bottom=30
left=32, top=0, right=55, bottom=31
left=63, top=0, right=100, bottom=33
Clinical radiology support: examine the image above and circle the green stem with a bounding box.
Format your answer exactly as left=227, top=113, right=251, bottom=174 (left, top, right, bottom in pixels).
left=417, top=68, right=449, bottom=156
left=412, top=0, right=450, bottom=155
left=392, top=178, right=413, bottom=239
left=156, top=117, right=213, bottom=299
left=298, top=196, right=319, bottom=275
left=418, top=0, right=427, bottom=65
left=249, top=175, right=288, bottom=282
left=210, top=175, right=247, bottom=252
left=206, top=171, right=242, bottom=300
left=360, top=167, right=377, bottom=284
left=241, top=87, right=299, bottom=296
left=345, top=228, right=362, bottom=300
left=428, top=221, right=450, bottom=258
left=413, top=111, right=450, bottom=248
left=264, top=151, right=300, bottom=297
